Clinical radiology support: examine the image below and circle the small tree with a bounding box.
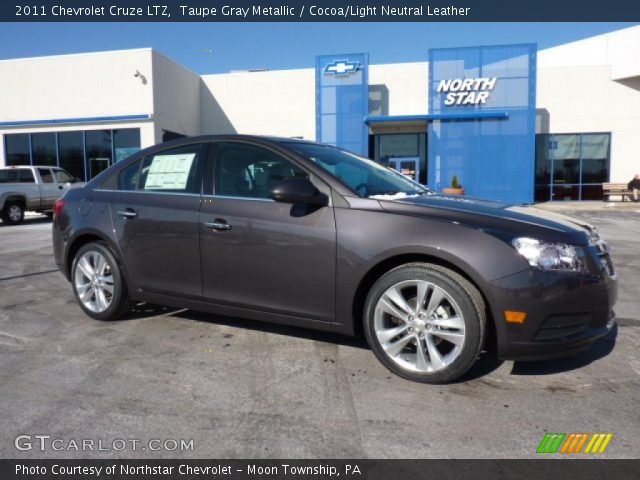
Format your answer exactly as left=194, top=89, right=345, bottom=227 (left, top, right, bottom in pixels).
left=451, top=175, right=461, bottom=189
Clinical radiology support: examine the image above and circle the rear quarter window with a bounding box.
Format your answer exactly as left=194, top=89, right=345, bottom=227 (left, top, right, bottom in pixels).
left=0, top=169, right=34, bottom=183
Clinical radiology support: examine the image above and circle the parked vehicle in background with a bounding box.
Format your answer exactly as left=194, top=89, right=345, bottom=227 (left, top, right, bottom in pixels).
left=52, top=136, right=617, bottom=383
left=0, top=166, right=82, bottom=225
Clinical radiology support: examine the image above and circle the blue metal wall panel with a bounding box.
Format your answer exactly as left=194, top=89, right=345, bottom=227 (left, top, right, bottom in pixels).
left=316, top=53, right=369, bottom=156
left=428, top=44, right=537, bottom=204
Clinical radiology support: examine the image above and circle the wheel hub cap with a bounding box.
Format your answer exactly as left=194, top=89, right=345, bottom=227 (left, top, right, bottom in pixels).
left=73, top=251, right=115, bottom=313
left=373, top=279, right=466, bottom=373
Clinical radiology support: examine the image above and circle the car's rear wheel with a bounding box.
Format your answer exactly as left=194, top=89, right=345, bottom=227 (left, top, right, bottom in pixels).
left=71, top=242, right=131, bottom=320
left=364, top=263, right=486, bottom=384
left=2, top=201, right=25, bottom=225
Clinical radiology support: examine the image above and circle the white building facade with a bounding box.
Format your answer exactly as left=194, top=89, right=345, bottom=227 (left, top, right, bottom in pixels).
left=1, top=26, right=639, bottom=202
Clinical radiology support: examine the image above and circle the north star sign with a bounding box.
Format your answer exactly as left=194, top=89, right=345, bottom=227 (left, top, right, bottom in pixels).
left=324, top=59, right=360, bottom=76
left=437, top=77, right=498, bottom=106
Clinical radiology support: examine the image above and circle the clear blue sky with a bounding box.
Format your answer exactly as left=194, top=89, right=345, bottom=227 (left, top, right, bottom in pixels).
left=0, top=22, right=637, bottom=73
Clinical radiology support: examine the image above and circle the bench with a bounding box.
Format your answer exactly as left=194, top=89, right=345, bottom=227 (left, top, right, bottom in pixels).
left=602, top=183, right=635, bottom=201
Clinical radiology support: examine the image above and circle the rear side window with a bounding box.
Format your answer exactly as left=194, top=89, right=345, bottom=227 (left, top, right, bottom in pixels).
left=38, top=168, right=54, bottom=183
left=139, top=144, right=205, bottom=194
left=19, top=169, right=35, bottom=183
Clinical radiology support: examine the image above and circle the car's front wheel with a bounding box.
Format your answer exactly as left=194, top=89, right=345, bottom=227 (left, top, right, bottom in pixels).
left=364, top=263, right=486, bottom=384
left=71, top=242, right=131, bottom=320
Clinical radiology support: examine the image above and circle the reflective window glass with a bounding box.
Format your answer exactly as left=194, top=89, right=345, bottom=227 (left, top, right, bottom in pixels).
left=113, top=128, right=141, bottom=162
left=58, top=131, right=85, bottom=181
left=4, top=134, right=30, bottom=166
left=86, top=130, right=112, bottom=179
left=31, top=132, right=57, bottom=166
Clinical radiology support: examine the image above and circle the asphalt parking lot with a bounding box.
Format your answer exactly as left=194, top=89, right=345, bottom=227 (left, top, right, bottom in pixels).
left=1, top=211, right=639, bottom=459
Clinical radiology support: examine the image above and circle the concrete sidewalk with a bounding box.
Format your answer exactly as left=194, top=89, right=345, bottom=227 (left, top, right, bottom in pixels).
left=535, top=201, right=640, bottom=213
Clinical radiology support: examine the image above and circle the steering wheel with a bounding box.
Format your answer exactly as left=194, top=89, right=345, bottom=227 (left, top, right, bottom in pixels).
left=353, top=183, right=368, bottom=196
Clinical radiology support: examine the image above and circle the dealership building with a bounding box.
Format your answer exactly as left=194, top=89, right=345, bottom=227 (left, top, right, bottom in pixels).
left=1, top=25, right=639, bottom=203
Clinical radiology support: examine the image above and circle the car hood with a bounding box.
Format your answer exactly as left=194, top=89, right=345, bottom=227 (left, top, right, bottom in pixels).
left=376, top=194, right=594, bottom=245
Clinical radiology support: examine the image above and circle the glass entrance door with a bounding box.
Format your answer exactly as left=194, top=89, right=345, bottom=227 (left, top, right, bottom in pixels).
left=389, top=157, right=420, bottom=182
left=375, top=133, right=427, bottom=184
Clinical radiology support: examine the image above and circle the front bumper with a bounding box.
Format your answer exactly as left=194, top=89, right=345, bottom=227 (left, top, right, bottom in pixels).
left=489, top=265, right=617, bottom=361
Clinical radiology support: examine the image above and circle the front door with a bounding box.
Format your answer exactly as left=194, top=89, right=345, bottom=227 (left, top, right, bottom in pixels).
left=110, top=143, right=206, bottom=298
left=199, top=141, right=336, bottom=323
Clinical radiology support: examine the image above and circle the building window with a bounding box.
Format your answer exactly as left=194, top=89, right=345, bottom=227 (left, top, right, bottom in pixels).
left=31, top=132, right=57, bottom=166
left=85, top=130, right=113, bottom=179
left=58, top=131, right=85, bottom=181
left=535, top=133, right=610, bottom=202
left=113, top=128, right=141, bottom=163
left=3, top=128, right=141, bottom=181
left=4, top=134, right=30, bottom=166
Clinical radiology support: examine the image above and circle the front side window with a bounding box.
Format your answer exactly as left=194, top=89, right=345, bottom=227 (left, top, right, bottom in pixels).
left=139, top=144, right=205, bottom=194
left=286, top=142, right=428, bottom=198
left=38, top=168, right=54, bottom=183
left=214, top=143, right=308, bottom=199
left=53, top=169, right=75, bottom=184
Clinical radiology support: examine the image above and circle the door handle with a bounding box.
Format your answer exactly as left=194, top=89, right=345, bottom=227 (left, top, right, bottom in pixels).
left=117, top=209, right=138, bottom=219
left=205, top=220, right=231, bottom=231
left=58, top=185, right=64, bottom=190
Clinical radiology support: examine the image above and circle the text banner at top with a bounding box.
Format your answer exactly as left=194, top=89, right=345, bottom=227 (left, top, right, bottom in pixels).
left=3, top=0, right=640, bottom=22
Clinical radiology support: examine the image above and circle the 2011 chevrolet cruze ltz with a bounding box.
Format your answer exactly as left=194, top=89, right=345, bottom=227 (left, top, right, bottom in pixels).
left=52, top=136, right=617, bottom=383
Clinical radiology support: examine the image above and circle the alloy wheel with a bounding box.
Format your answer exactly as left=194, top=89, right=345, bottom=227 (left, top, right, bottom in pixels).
left=74, top=250, right=115, bottom=313
left=373, top=279, right=466, bottom=373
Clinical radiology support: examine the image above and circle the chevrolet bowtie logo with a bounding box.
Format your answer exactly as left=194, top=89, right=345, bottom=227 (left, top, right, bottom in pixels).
left=324, top=59, right=360, bottom=76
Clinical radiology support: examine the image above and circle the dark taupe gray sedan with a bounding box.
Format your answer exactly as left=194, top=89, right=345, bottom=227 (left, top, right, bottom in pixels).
left=52, top=136, right=617, bottom=383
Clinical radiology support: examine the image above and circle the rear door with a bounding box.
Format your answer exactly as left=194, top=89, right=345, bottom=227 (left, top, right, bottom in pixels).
left=199, top=141, right=336, bottom=322
left=109, top=143, right=206, bottom=299
left=36, top=168, right=59, bottom=208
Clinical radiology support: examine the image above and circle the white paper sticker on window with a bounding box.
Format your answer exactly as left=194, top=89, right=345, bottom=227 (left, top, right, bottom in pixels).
left=144, top=153, right=195, bottom=190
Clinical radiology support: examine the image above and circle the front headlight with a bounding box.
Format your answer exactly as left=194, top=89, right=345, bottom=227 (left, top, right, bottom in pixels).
left=512, top=237, right=586, bottom=273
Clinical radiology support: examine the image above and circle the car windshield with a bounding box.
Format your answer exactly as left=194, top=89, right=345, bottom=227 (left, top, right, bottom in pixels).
left=286, top=142, right=430, bottom=198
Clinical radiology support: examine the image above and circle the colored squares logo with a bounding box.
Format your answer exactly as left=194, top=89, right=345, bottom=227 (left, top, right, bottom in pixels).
left=537, top=433, right=613, bottom=454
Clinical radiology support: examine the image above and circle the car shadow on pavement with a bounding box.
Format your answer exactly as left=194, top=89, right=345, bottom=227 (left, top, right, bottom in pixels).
left=0, top=216, right=51, bottom=228
left=509, top=324, right=618, bottom=376
left=178, top=309, right=370, bottom=349
left=118, top=304, right=622, bottom=381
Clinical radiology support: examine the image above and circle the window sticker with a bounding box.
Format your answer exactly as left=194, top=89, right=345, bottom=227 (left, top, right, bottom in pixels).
left=144, top=153, right=195, bottom=190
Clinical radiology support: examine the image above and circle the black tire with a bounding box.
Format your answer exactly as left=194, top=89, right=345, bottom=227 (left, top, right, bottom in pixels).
left=2, top=201, right=25, bottom=225
left=71, top=242, right=132, bottom=321
left=363, top=262, right=486, bottom=384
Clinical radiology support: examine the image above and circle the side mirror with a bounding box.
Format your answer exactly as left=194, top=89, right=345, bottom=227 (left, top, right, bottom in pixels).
left=270, top=177, right=328, bottom=206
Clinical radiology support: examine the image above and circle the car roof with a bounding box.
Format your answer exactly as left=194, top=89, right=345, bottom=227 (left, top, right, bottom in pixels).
left=160, top=134, right=320, bottom=146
